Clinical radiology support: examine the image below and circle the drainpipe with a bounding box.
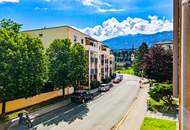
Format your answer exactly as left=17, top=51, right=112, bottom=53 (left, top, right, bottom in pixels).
left=182, top=0, right=190, bottom=129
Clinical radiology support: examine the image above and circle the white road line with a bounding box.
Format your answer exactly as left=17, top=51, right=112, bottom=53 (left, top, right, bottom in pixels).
left=64, top=108, right=74, bottom=114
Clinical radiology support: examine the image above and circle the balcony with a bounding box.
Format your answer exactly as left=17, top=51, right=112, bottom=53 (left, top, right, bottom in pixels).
left=85, top=37, right=99, bottom=52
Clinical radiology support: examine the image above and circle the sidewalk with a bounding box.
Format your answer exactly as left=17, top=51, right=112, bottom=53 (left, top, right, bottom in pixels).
left=0, top=98, right=71, bottom=130
left=112, top=80, right=179, bottom=130
left=112, top=82, right=149, bottom=130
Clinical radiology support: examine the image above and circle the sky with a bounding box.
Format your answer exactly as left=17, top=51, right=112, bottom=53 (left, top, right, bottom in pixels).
left=0, top=0, right=173, bottom=41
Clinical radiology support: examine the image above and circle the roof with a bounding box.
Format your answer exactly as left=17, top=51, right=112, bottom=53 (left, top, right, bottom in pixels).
left=22, top=25, right=113, bottom=49
left=22, top=25, right=100, bottom=42
left=155, top=41, right=173, bottom=45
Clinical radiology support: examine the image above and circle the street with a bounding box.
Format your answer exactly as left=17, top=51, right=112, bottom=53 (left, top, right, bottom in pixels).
left=30, top=74, right=141, bottom=130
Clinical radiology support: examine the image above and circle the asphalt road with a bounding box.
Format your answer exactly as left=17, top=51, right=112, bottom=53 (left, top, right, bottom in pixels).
left=30, top=74, right=141, bottom=130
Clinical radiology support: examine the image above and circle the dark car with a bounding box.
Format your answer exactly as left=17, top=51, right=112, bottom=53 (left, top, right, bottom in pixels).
left=99, top=84, right=110, bottom=92
left=71, top=90, right=93, bottom=103
left=107, top=82, right=114, bottom=87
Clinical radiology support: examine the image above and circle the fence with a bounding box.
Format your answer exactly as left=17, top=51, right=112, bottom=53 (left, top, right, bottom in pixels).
left=0, top=87, right=74, bottom=115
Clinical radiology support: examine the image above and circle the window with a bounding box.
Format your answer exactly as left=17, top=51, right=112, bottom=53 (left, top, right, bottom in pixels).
left=74, top=35, right=77, bottom=42
left=81, top=39, right=84, bottom=44
left=39, top=33, right=43, bottom=37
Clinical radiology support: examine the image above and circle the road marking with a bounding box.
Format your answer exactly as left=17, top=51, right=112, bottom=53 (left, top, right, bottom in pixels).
left=64, top=108, right=74, bottom=114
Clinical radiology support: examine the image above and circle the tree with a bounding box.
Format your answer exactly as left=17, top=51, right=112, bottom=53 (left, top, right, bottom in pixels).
left=0, top=19, right=22, bottom=32
left=70, top=43, right=88, bottom=89
left=47, top=39, right=72, bottom=95
left=132, top=42, right=148, bottom=75
left=0, top=29, right=48, bottom=114
left=142, top=45, right=173, bottom=82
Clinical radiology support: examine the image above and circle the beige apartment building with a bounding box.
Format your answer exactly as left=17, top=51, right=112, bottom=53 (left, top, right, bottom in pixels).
left=23, top=25, right=115, bottom=89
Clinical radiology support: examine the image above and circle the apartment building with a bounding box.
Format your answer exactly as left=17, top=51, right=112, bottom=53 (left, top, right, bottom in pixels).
left=23, top=25, right=115, bottom=89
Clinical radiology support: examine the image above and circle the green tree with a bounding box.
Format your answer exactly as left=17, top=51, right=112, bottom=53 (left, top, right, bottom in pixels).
left=0, top=29, right=48, bottom=114
left=0, top=19, right=22, bottom=32
left=132, top=42, right=148, bottom=76
left=47, top=39, right=72, bottom=95
left=142, top=45, right=173, bottom=82
left=70, top=43, right=88, bottom=89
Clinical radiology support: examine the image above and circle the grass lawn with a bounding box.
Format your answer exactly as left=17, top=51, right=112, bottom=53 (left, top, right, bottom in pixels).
left=141, top=117, right=176, bottom=130
left=116, top=67, right=135, bottom=75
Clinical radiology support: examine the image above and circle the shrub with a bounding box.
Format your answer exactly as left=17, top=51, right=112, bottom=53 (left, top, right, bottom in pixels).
left=111, top=73, right=116, bottom=79
left=148, top=83, right=178, bottom=113
left=90, top=80, right=100, bottom=89
left=102, top=77, right=112, bottom=84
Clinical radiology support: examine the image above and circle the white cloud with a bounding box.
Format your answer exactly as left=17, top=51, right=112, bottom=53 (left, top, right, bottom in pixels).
left=79, top=0, right=124, bottom=13
left=34, top=7, right=48, bottom=11
left=80, top=0, right=111, bottom=7
left=97, top=8, right=125, bottom=13
left=0, top=0, right=19, bottom=3
left=81, top=16, right=173, bottom=41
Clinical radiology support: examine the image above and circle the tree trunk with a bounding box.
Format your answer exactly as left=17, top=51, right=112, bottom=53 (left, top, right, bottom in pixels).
left=62, top=86, right=65, bottom=96
left=2, top=101, right=6, bottom=114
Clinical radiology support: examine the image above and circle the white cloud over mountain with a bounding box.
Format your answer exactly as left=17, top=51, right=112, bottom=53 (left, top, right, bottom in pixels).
left=0, top=0, right=19, bottom=3
left=82, top=16, right=173, bottom=41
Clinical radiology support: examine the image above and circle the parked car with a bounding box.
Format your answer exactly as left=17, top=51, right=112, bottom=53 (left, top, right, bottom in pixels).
left=89, top=88, right=101, bottom=97
left=113, top=77, right=120, bottom=83
left=99, top=84, right=110, bottom=92
left=107, top=82, right=114, bottom=87
left=118, top=75, right=123, bottom=81
left=71, top=90, right=93, bottom=103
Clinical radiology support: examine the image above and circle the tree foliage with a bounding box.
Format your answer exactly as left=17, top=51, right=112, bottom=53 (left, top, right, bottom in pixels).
left=142, top=45, right=173, bottom=82
left=132, top=42, right=148, bottom=75
left=0, top=27, right=48, bottom=114
left=47, top=39, right=88, bottom=91
left=0, top=19, right=22, bottom=32
left=47, top=39, right=71, bottom=90
left=0, top=30, right=48, bottom=101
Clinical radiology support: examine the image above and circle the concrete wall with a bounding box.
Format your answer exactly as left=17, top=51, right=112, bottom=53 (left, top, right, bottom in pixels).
left=24, top=26, right=69, bottom=49
left=0, top=90, right=62, bottom=115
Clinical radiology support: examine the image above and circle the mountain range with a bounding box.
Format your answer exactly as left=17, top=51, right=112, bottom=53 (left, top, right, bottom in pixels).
left=102, top=31, right=173, bottom=50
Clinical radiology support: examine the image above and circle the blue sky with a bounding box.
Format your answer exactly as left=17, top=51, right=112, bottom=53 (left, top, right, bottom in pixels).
left=0, top=0, right=173, bottom=40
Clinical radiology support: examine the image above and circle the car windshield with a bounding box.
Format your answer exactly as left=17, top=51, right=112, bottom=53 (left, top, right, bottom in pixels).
left=101, top=84, right=107, bottom=87
left=73, top=92, right=86, bottom=96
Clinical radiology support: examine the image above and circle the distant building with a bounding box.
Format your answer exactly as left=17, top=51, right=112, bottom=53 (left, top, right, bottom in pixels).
left=113, top=48, right=136, bottom=67
left=155, top=42, right=173, bottom=50
left=23, top=25, right=115, bottom=89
